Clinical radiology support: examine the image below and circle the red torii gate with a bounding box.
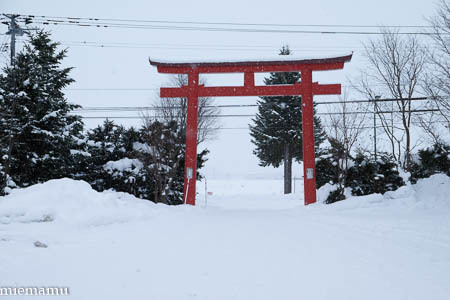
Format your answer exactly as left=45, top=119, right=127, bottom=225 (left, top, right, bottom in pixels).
left=149, top=54, right=352, bottom=206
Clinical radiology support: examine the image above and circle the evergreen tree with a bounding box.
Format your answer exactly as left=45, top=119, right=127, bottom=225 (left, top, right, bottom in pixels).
left=137, top=120, right=208, bottom=204
left=83, top=120, right=138, bottom=192
left=316, top=138, right=348, bottom=189
left=0, top=31, right=84, bottom=191
left=250, top=46, right=325, bottom=193
left=83, top=119, right=208, bottom=205
left=410, top=142, right=450, bottom=183
left=316, top=145, right=405, bottom=203
left=346, top=153, right=404, bottom=197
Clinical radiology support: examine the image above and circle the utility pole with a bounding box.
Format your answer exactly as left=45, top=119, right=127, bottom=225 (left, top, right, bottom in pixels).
left=3, top=14, right=24, bottom=65
left=373, top=95, right=380, bottom=160
left=2, top=14, right=25, bottom=182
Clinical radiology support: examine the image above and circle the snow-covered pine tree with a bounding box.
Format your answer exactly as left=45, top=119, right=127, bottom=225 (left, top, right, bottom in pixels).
left=249, top=46, right=326, bottom=194
left=84, top=120, right=143, bottom=195
left=0, top=31, right=85, bottom=190
left=346, top=153, right=404, bottom=196
left=410, top=142, right=450, bottom=183
left=137, top=120, right=208, bottom=205
left=85, top=120, right=128, bottom=190
left=83, top=119, right=208, bottom=204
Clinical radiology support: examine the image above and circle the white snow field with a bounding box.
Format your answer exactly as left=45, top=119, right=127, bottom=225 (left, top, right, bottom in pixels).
left=1, top=175, right=450, bottom=300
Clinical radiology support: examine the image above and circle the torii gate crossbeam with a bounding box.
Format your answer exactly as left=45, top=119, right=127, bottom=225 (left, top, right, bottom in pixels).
left=150, top=54, right=352, bottom=206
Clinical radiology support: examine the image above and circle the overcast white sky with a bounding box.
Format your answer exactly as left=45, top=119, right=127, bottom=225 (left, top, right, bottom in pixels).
left=1, top=0, right=439, bottom=180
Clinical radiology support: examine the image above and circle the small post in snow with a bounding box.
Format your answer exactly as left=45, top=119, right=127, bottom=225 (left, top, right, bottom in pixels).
left=204, top=177, right=208, bottom=208
left=184, top=167, right=193, bottom=204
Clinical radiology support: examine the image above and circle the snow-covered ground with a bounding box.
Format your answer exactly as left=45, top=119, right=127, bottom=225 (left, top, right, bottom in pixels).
left=1, top=175, right=450, bottom=300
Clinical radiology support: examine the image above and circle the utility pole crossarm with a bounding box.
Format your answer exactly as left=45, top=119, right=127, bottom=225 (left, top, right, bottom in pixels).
left=3, top=14, right=25, bottom=65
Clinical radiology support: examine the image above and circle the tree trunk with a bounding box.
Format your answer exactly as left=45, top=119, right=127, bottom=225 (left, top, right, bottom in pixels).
left=404, top=125, right=411, bottom=171
left=283, top=144, right=292, bottom=194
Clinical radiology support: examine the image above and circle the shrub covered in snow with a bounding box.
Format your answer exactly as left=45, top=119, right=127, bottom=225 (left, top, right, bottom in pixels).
left=346, top=153, right=405, bottom=196
left=81, top=120, right=208, bottom=205
left=316, top=138, right=405, bottom=203
left=410, top=142, right=450, bottom=183
left=316, top=138, right=355, bottom=203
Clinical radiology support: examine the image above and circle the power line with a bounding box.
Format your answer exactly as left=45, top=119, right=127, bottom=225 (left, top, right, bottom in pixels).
left=15, top=14, right=434, bottom=29
left=73, top=97, right=430, bottom=112
left=23, top=21, right=440, bottom=36
left=73, top=109, right=440, bottom=119
left=16, top=38, right=362, bottom=49
left=15, top=37, right=439, bottom=53
left=15, top=39, right=442, bottom=52
left=6, top=14, right=444, bottom=35
left=22, top=42, right=358, bottom=52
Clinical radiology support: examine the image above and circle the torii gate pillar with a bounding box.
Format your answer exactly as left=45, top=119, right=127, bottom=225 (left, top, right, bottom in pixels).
left=150, top=54, right=352, bottom=206
left=300, top=69, right=316, bottom=205
left=184, top=71, right=199, bottom=205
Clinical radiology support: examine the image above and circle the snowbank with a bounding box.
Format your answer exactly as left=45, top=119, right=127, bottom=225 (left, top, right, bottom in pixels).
left=317, top=174, right=450, bottom=212
left=0, top=178, right=156, bottom=226
left=1, top=175, right=450, bottom=300
left=0, top=174, right=448, bottom=227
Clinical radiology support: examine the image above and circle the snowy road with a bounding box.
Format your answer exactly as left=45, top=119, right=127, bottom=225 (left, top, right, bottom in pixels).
left=1, top=176, right=450, bottom=299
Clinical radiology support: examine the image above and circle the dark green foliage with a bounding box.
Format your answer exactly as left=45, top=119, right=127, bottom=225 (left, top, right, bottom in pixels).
left=137, top=120, right=185, bottom=204
left=315, top=150, right=338, bottom=189
left=250, top=46, right=326, bottom=168
left=138, top=120, right=208, bottom=204
left=82, top=120, right=208, bottom=205
left=325, top=188, right=346, bottom=204
left=81, top=120, right=141, bottom=195
left=0, top=31, right=84, bottom=191
left=410, top=143, right=450, bottom=183
left=0, top=164, right=7, bottom=196
left=316, top=138, right=354, bottom=203
left=347, top=153, right=405, bottom=196
left=250, top=46, right=326, bottom=194
left=317, top=139, right=405, bottom=203
left=316, top=138, right=350, bottom=189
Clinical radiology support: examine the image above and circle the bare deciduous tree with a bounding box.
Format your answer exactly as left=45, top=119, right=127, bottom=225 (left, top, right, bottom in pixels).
left=417, top=109, right=445, bottom=145
left=152, top=74, right=220, bottom=144
left=353, top=29, right=427, bottom=170
left=424, top=0, right=450, bottom=128
left=325, top=91, right=368, bottom=196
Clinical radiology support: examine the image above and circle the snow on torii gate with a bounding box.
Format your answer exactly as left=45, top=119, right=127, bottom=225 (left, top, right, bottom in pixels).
left=149, top=54, right=352, bottom=206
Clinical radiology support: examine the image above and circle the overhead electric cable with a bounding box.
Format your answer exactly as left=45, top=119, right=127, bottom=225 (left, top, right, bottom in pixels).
left=6, top=13, right=444, bottom=35
left=16, top=14, right=434, bottom=29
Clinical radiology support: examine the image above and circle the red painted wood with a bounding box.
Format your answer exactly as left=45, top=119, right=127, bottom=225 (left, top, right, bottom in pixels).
left=149, top=55, right=352, bottom=74
left=150, top=55, right=352, bottom=206
left=312, top=83, right=341, bottom=95
left=155, top=63, right=346, bottom=75
left=160, top=83, right=341, bottom=98
left=300, top=69, right=317, bottom=205
left=184, top=71, right=199, bottom=205
left=244, top=72, right=255, bottom=87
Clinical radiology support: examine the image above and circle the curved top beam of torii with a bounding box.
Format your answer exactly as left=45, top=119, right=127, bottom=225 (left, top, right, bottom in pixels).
left=149, top=54, right=352, bottom=74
